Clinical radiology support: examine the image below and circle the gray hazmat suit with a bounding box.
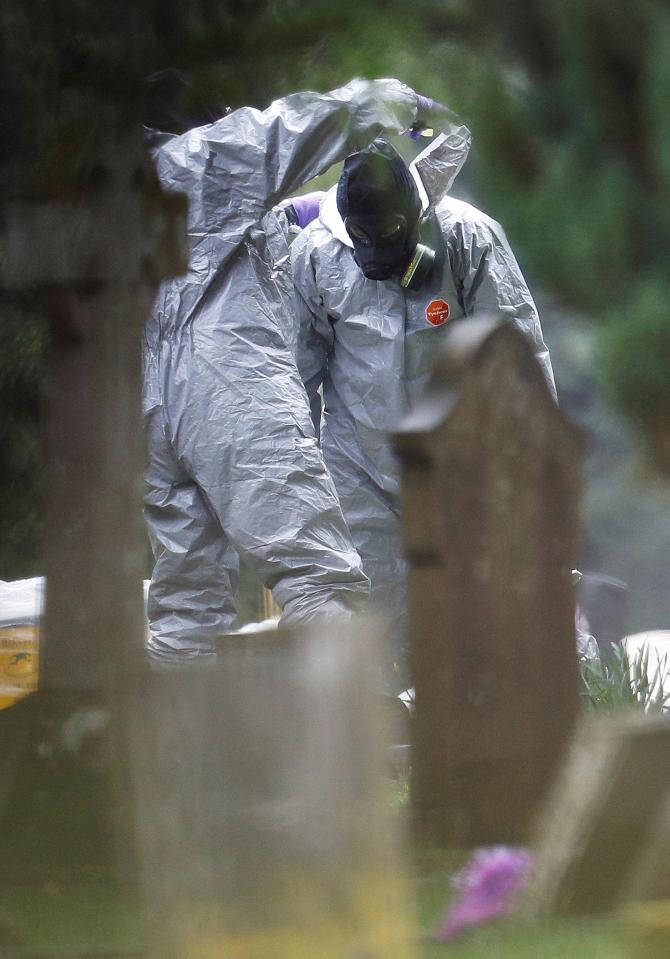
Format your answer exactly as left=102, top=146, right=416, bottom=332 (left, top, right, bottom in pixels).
left=290, top=127, right=556, bottom=673
left=144, top=78, right=426, bottom=659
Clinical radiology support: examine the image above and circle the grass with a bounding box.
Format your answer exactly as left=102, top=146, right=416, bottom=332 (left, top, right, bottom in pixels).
left=580, top=642, right=670, bottom=712
left=0, top=849, right=631, bottom=958
left=0, top=880, right=144, bottom=955
left=420, top=919, right=630, bottom=958
left=0, top=874, right=632, bottom=959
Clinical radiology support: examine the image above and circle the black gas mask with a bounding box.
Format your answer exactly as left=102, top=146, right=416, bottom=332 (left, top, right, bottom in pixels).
left=337, top=140, right=436, bottom=289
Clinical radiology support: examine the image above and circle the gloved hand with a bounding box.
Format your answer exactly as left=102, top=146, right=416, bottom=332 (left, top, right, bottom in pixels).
left=287, top=191, right=325, bottom=229
left=406, top=94, right=458, bottom=139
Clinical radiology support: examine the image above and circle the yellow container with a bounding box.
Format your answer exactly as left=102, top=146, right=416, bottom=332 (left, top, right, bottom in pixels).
left=0, top=623, right=39, bottom=710
left=0, top=577, right=151, bottom=710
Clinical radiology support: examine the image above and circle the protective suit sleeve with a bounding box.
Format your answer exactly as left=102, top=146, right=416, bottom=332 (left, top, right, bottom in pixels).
left=151, top=78, right=419, bottom=252
left=452, top=216, right=557, bottom=400
left=290, top=234, right=334, bottom=429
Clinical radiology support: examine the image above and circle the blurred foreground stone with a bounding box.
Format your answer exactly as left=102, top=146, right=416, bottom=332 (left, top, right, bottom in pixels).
left=524, top=712, right=670, bottom=915
left=129, top=619, right=416, bottom=959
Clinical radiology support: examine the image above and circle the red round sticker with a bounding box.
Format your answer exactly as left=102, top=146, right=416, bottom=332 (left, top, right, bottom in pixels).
left=425, top=299, right=450, bottom=326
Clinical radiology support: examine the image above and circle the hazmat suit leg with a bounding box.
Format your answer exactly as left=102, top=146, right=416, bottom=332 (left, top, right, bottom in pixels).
left=323, top=430, right=409, bottom=686
left=144, top=407, right=238, bottom=657
left=162, top=315, right=369, bottom=627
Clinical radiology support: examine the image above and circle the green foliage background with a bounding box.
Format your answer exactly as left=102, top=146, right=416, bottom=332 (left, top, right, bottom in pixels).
left=2, top=1, right=669, bottom=625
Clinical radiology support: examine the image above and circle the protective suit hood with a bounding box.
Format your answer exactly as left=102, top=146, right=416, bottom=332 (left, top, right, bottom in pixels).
left=320, top=126, right=471, bottom=248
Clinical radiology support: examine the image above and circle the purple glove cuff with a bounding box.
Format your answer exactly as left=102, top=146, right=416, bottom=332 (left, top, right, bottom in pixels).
left=289, top=191, right=325, bottom=229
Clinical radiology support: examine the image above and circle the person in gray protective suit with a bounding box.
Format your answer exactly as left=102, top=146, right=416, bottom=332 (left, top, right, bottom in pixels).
left=290, top=127, right=556, bottom=682
left=144, top=78, right=445, bottom=661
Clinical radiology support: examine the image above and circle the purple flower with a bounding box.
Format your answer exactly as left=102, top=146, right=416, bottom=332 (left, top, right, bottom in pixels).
left=434, top=846, right=534, bottom=942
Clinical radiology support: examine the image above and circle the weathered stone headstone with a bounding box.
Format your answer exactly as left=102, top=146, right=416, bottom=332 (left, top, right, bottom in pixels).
left=394, top=318, right=582, bottom=845
left=0, top=41, right=186, bottom=890
left=625, top=789, right=670, bottom=904
left=129, top=619, right=415, bottom=959
left=3, top=136, right=186, bottom=690
left=523, top=712, right=670, bottom=915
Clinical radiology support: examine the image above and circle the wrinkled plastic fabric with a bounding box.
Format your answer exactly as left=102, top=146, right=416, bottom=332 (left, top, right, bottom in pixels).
left=291, top=129, right=556, bottom=669
left=144, top=79, right=421, bottom=655
left=576, top=626, right=601, bottom=665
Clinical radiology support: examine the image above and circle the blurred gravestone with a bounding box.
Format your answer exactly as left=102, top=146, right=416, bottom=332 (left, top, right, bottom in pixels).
left=626, top=790, right=670, bottom=905
left=395, top=318, right=582, bottom=846
left=3, top=137, right=186, bottom=691
left=129, top=619, right=415, bottom=959
left=0, top=42, right=186, bottom=894
left=523, top=712, right=670, bottom=915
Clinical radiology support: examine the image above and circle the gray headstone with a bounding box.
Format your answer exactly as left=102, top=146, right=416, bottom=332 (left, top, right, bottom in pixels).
left=2, top=107, right=186, bottom=691
left=129, top=620, right=415, bottom=958
left=523, top=712, right=670, bottom=915
left=0, top=90, right=186, bottom=890
left=394, top=318, right=583, bottom=845
left=625, top=791, right=670, bottom=904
